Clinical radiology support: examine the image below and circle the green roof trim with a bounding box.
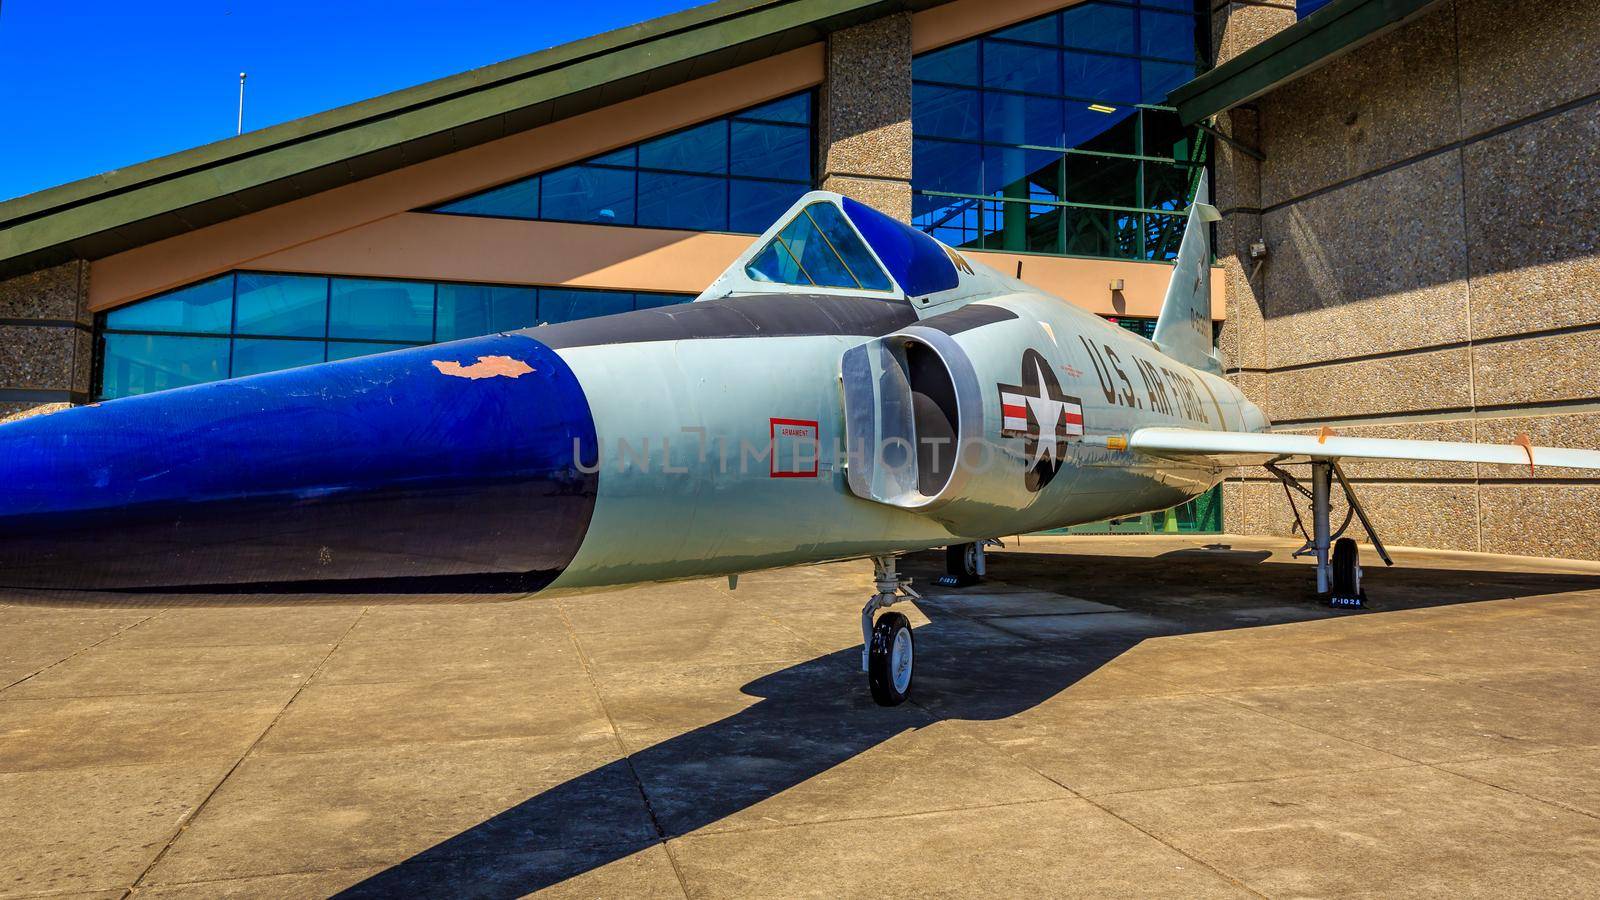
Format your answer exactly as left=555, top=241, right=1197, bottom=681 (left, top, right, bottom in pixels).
left=1167, top=0, right=1445, bottom=126
left=1, top=0, right=935, bottom=279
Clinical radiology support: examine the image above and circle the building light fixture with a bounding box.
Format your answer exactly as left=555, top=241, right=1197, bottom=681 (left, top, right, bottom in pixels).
left=1087, top=103, right=1118, bottom=114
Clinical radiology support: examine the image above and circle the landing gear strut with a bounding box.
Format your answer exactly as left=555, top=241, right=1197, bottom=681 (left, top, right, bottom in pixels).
left=862, top=555, right=919, bottom=706
left=1268, top=459, right=1393, bottom=607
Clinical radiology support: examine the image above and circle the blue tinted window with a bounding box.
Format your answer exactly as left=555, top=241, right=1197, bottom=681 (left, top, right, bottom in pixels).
left=640, top=120, right=727, bottom=175
left=638, top=172, right=727, bottom=231
left=808, top=203, right=893, bottom=291
left=982, top=92, right=1063, bottom=148
left=100, top=333, right=229, bottom=398
left=540, top=165, right=635, bottom=225
left=634, top=292, right=693, bottom=310
left=992, top=13, right=1058, bottom=44
left=912, top=40, right=979, bottom=86
left=779, top=209, right=857, bottom=289
left=914, top=84, right=982, bottom=141
left=327, top=341, right=407, bottom=362
left=982, top=40, right=1060, bottom=95
left=912, top=2, right=1206, bottom=259
left=912, top=139, right=984, bottom=195
left=739, top=93, right=810, bottom=124
left=329, top=278, right=435, bottom=342
left=423, top=92, right=812, bottom=236
left=435, top=284, right=537, bottom=341
left=729, top=180, right=805, bottom=234
left=730, top=121, right=809, bottom=181
left=538, top=289, right=634, bottom=324
left=104, top=275, right=233, bottom=334
left=99, top=275, right=664, bottom=399
left=231, top=338, right=325, bottom=378
left=235, top=273, right=327, bottom=337
left=1061, top=3, right=1136, bottom=54
left=746, top=241, right=808, bottom=285
left=433, top=178, right=539, bottom=219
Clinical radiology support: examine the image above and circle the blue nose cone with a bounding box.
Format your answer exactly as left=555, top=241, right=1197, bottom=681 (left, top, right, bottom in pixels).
left=0, top=333, right=597, bottom=591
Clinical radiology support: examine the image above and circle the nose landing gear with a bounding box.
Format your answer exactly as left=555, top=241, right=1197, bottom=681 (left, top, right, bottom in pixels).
left=862, top=555, right=920, bottom=706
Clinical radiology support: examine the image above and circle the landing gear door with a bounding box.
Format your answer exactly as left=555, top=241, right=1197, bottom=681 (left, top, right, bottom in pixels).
left=840, top=339, right=920, bottom=506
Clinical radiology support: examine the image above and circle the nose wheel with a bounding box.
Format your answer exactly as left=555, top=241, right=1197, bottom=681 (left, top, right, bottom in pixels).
left=861, top=556, right=919, bottom=706
left=867, top=612, right=915, bottom=705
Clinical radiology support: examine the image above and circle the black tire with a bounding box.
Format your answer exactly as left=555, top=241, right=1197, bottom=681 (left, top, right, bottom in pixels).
left=1331, top=537, right=1359, bottom=595
left=946, top=543, right=979, bottom=581
left=867, top=611, right=914, bottom=706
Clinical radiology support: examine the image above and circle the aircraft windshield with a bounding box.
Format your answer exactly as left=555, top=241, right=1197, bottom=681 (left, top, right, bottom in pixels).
left=746, top=202, right=894, bottom=292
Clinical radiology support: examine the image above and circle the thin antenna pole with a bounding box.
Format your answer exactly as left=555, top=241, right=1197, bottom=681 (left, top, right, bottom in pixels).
left=236, top=72, right=247, bottom=135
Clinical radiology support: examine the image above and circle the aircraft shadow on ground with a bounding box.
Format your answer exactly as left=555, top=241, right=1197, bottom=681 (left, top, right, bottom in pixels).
left=334, top=547, right=1600, bottom=897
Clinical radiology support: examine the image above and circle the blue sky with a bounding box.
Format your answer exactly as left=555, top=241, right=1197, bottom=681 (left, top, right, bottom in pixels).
left=0, top=0, right=702, bottom=202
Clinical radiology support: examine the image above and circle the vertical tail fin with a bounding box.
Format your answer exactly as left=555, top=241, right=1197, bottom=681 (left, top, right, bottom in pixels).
left=1151, top=170, right=1223, bottom=374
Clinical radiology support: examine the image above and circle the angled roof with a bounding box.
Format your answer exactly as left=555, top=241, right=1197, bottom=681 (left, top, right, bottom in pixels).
left=0, top=0, right=940, bottom=280
left=1167, top=0, right=1445, bottom=125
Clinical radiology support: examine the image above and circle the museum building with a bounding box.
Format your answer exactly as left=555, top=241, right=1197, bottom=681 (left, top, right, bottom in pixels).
left=1, top=0, right=1595, bottom=554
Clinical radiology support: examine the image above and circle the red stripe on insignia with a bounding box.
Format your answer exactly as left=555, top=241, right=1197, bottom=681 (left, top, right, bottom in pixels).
left=1002, top=403, right=1027, bottom=418
left=1063, top=412, right=1083, bottom=425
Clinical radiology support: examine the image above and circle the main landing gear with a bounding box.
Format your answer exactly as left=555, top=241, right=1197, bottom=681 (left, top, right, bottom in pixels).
left=862, top=555, right=919, bottom=706
left=938, top=539, right=1004, bottom=587
left=1267, top=459, right=1394, bottom=608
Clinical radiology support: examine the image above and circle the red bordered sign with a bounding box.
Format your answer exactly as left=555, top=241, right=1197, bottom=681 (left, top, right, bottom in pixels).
left=770, top=418, right=820, bottom=478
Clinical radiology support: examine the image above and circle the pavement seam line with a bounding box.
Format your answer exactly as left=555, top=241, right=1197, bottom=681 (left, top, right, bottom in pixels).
left=120, top=605, right=372, bottom=898
left=555, top=595, right=693, bottom=900
left=1429, top=761, right=1600, bottom=824
left=0, top=612, right=160, bottom=694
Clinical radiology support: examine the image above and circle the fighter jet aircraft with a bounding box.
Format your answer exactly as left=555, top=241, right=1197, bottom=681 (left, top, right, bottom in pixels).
left=5, top=173, right=1599, bottom=704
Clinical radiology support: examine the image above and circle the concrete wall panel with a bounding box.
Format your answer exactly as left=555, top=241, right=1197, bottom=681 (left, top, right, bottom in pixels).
left=1258, top=10, right=1460, bottom=208
left=1267, top=349, right=1472, bottom=424
left=1457, top=0, right=1600, bottom=134
left=1463, top=103, right=1600, bottom=339
left=1473, top=331, right=1600, bottom=409
left=1261, top=154, right=1470, bottom=368
left=1479, top=484, right=1600, bottom=561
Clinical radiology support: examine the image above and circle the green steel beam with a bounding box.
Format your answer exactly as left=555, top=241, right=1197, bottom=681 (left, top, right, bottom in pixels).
left=1, top=0, right=932, bottom=277
left=1168, top=0, right=1445, bottom=126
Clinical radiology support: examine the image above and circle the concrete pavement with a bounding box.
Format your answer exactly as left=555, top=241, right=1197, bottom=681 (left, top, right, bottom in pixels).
left=3, top=535, right=1600, bottom=897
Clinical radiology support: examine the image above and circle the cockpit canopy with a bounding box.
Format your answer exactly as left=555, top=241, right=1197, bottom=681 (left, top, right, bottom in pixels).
left=697, top=191, right=1002, bottom=305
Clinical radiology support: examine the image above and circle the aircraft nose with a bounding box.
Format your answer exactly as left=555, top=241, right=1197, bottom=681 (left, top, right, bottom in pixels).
left=0, top=333, right=598, bottom=591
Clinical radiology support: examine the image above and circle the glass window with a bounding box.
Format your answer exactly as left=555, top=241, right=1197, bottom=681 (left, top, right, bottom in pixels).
left=779, top=207, right=857, bottom=288
left=634, top=292, right=693, bottom=310
left=1141, top=10, right=1197, bottom=61
left=638, top=172, right=728, bottom=231
left=234, top=273, right=327, bottom=337
left=740, top=93, right=810, bottom=125
left=327, top=341, right=408, bottom=362
left=433, top=177, right=540, bottom=219
left=538, top=289, right=634, bottom=324
left=913, top=195, right=984, bottom=249
left=100, top=333, right=230, bottom=399
left=329, top=278, right=435, bottom=342
left=640, top=120, right=728, bottom=175
left=912, top=139, right=984, bottom=195
left=912, top=40, right=979, bottom=86
left=435, top=284, right=537, bottom=341
left=982, top=40, right=1060, bottom=95
left=1061, top=3, right=1136, bottom=54
left=729, top=180, right=805, bottom=234
left=808, top=203, right=892, bottom=291
left=982, top=92, right=1064, bottom=149
left=746, top=241, right=809, bottom=285
left=231, top=338, right=326, bottom=378
left=104, top=275, right=233, bottom=334
left=540, top=165, right=636, bottom=226
left=911, top=3, right=1208, bottom=261
left=422, top=92, right=812, bottom=236
left=730, top=121, right=809, bottom=181
left=914, top=84, right=982, bottom=141
left=1141, top=60, right=1196, bottom=104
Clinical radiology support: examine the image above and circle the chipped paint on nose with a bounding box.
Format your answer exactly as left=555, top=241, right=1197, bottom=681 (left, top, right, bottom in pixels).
left=0, top=333, right=597, bottom=591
